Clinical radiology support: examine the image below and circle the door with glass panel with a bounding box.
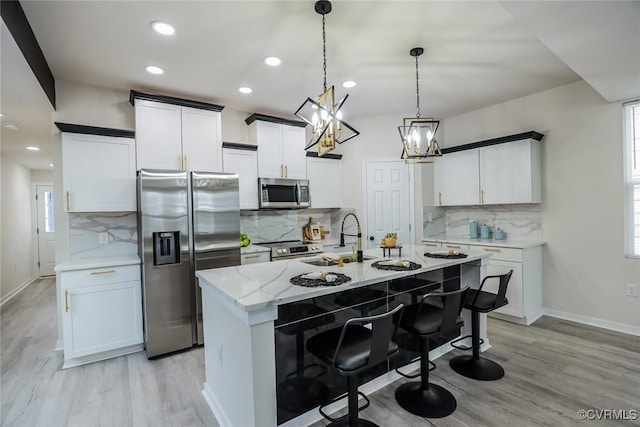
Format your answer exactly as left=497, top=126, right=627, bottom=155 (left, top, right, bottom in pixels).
left=36, top=184, right=56, bottom=276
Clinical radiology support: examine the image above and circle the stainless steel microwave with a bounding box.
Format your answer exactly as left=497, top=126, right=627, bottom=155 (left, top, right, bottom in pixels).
left=258, top=178, right=310, bottom=209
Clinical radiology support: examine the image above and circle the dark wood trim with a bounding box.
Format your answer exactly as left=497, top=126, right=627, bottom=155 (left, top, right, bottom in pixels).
left=222, top=142, right=258, bottom=151
left=305, top=151, right=343, bottom=160
left=245, top=113, right=306, bottom=128
left=441, top=131, right=544, bottom=154
left=129, top=90, right=224, bottom=112
left=55, top=122, right=135, bottom=138
left=1, top=0, right=56, bottom=108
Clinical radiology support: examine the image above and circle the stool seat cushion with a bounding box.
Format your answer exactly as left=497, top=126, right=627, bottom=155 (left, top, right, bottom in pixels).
left=307, top=325, right=398, bottom=373
left=400, top=303, right=463, bottom=337
left=465, top=289, right=508, bottom=312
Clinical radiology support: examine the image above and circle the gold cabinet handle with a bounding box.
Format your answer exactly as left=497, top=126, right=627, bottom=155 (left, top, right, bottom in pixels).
left=438, top=192, right=442, bottom=206
left=90, top=269, right=116, bottom=275
left=178, top=155, right=182, bottom=170
left=481, top=189, right=485, bottom=204
left=65, top=290, right=70, bottom=312
left=184, top=155, right=188, bottom=170
left=280, top=164, right=284, bottom=178
left=483, top=248, right=501, bottom=253
left=446, top=245, right=461, bottom=249
left=284, top=165, right=288, bottom=178
left=66, top=191, right=71, bottom=211
left=424, top=243, right=438, bottom=247
left=244, top=254, right=261, bottom=259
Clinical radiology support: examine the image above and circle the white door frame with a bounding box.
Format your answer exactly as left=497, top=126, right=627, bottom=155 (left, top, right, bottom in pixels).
left=362, top=158, right=416, bottom=248
left=32, top=181, right=55, bottom=277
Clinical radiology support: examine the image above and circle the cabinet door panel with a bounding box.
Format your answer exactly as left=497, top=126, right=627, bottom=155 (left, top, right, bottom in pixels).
left=135, top=100, right=182, bottom=170
left=307, top=157, right=342, bottom=208
left=62, top=133, right=136, bottom=212
left=480, top=140, right=534, bottom=204
left=255, top=122, right=283, bottom=178
left=282, top=126, right=307, bottom=179
left=434, top=149, right=480, bottom=206
left=484, top=260, right=523, bottom=318
left=223, top=148, right=258, bottom=209
left=63, top=281, right=143, bottom=359
left=181, top=107, right=222, bottom=172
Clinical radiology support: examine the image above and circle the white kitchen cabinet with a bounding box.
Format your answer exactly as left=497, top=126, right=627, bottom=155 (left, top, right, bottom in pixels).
left=433, top=133, right=542, bottom=206
left=223, top=146, right=259, bottom=210
left=479, top=138, right=541, bottom=204
left=306, top=155, right=343, bottom=208
left=434, top=149, right=480, bottom=206
left=59, top=264, right=143, bottom=368
left=469, top=244, right=542, bottom=325
left=241, top=251, right=271, bottom=265
left=133, top=94, right=223, bottom=172
left=247, top=116, right=307, bottom=179
left=61, top=130, right=136, bottom=212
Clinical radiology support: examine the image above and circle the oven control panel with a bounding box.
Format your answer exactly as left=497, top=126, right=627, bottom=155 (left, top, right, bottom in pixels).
left=271, top=243, right=324, bottom=259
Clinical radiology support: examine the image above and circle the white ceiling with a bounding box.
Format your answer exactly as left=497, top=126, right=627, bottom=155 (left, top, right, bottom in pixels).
left=2, top=1, right=638, bottom=171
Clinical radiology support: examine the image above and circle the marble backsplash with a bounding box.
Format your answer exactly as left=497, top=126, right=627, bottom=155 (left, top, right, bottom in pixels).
left=69, top=212, right=138, bottom=259
left=423, top=204, right=542, bottom=241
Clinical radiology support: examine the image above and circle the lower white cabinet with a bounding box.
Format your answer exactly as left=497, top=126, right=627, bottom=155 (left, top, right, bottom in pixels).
left=241, top=251, right=271, bottom=265
left=59, top=264, right=143, bottom=368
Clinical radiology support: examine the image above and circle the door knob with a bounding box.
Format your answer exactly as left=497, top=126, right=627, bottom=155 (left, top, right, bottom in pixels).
left=369, top=236, right=374, bottom=241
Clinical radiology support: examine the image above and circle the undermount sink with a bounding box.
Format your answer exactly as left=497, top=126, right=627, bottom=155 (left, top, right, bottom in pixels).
left=301, top=255, right=377, bottom=267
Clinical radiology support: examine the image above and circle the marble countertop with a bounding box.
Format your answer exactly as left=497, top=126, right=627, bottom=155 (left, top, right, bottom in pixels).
left=241, top=244, right=271, bottom=255
left=196, top=244, right=490, bottom=314
left=423, top=237, right=545, bottom=249
left=55, top=254, right=141, bottom=272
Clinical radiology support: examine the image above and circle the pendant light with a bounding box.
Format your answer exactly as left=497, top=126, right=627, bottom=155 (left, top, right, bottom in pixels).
left=399, top=47, right=442, bottom=164
left=295, top=0, right=359, bottom=156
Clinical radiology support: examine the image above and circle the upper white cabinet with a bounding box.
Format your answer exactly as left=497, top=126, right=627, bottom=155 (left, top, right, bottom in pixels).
left=434, top=149, right=480, bottom=206
left=246, top=114, right=307, bottom=179
left=58, top=124, right=136, bottom=212
left=434, top=132, right=543, bottom=206
left=131, top=91, right=224, bottom=172
left=306, top=155, right=343, bottom=208
left=479, top=138, right=541, bottom=204
left=223, top=144, right=259, bottom=210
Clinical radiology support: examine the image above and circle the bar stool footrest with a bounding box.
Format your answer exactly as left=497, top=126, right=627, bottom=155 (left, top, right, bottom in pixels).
left=395, top=357, right=435, bottom=379
left=450, top=334, right=483, bottom=351
left=319, top=390, right=370, bottom=423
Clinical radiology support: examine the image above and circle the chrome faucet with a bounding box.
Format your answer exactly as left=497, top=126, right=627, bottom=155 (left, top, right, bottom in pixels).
left=339, top=213, right=363, bottom=262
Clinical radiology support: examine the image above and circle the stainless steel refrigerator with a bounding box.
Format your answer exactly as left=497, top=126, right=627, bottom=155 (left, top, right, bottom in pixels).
left=137, top=169, right=241, bottom=358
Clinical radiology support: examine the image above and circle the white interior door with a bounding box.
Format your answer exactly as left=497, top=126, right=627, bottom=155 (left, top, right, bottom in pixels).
left=36, top=184, right=56, bottom=276
left=364, top=161, right=412, bottom=250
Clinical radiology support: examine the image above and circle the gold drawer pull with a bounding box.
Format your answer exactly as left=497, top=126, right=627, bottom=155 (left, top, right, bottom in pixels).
left=90, top=269, right=116, bottom=275
left=424, top=243, right=438, bottom=247
left=244, top=254, right=262, bottom=259
left=446, top=245, right=461, bottom=249
left=65, top=290, right=70, bottom=312
left=483, top=248, right=501, bottom=253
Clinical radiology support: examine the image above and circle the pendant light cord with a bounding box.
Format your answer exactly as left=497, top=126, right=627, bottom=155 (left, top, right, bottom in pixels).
left=322, top=13, right=327, bottom=93
left=415, top=54, right=420, bottom=119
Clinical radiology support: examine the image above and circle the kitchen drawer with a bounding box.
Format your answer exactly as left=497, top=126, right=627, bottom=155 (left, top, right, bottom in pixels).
left=241, top=251, right=271, bottom=265
left=61, top=265, right=140, bottom=288
left=470, top=245, right=522, bottom=262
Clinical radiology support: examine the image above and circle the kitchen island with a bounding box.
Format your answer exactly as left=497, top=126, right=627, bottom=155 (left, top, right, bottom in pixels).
left=196, top=245, right=491, bottom=427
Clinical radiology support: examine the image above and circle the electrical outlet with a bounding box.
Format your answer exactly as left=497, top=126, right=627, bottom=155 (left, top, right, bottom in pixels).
left=626, top=283, right=638, bottom=297
left=98, top=232, right=109, bottom=245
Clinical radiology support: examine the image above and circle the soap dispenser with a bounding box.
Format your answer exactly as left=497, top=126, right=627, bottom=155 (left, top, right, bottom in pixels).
left=469, top=220, right=479, bottom=239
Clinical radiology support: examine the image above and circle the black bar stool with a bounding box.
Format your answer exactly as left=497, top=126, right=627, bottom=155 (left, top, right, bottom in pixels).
left=449, top=270, right=513, bottom=381
left=394, top=287, right=469, bottom=419
left=306, top=303, right=404, bottom=427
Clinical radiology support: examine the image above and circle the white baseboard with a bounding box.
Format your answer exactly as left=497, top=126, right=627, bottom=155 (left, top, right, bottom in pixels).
left=202, top=382, right=233, bottom=427
left=544, top=309, right=640, bottom=337
left=0, top=275, right=37, bottom=307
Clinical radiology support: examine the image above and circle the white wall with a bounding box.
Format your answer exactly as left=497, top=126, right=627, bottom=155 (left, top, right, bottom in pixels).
left=1, top=157, right=36, bottom=301
left=31, top=169, right=53, bottom=182
left=442, top=80, right=639, bottom=330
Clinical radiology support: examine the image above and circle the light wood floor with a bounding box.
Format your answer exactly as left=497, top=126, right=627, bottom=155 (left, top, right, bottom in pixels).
left=2, top=278, right=639, bottom=426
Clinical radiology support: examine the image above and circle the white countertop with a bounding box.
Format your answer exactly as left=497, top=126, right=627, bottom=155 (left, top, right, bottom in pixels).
left=423, top=237, right=545, bottom=249
left=241, top=244, right=271, bottom=255
left=196, top=244, right=490, bottom=314
left=55, top=254, right=141, bottom=272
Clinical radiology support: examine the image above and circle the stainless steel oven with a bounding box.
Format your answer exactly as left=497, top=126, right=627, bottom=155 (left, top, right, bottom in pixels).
left=263, top=240, right=324, bottom=261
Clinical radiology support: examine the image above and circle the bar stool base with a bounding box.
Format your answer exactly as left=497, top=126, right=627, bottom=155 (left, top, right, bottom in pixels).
left=449, top=355, right=505, bottom=381
left=395, top=382, right=456, bottom=418
left=327, top=419, right=378, bottom=427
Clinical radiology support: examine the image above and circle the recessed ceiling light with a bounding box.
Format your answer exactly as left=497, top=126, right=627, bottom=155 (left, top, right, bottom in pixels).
left=49, top=163, right=54, bottom=167
left=145, top=65, right=164, bottom=75
left=3, top=122, right=20, bottom=130
left=0, top=112, right=4, bottom=117
left=342, top=80, right=356, bottom=88
left=26, top=146, right=40, bottom=151
left=264, top=56, right=282, bottom=66
left=238, top=87, right=253, bottom=94
left=151, top=21, right=175, bottom=36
